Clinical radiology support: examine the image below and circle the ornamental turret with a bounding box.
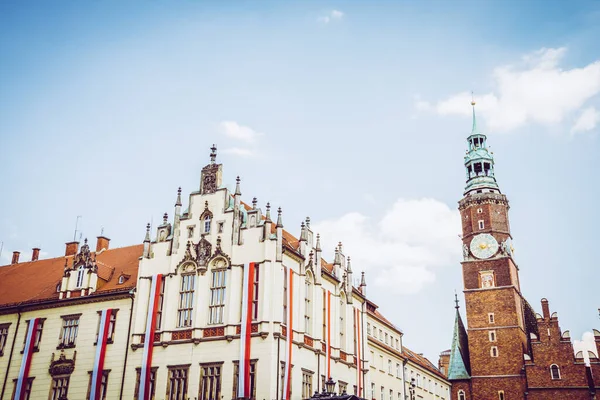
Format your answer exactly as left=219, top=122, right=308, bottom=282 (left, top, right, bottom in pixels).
left=463, top=102, right=500, bottom=196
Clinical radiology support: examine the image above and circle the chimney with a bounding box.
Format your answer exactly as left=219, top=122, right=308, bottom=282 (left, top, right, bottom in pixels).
left=11, top=251, right=20, bottom=264
left=32, top=248, right=40, bottom=261
left=65, top=241, right=79, bottom=257
left=96, top=236, right=110, bottom=252
left=541, top=298, right=550, bottom=319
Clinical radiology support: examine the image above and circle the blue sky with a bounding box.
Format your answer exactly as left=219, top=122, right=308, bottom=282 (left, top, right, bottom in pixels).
left=1, top=0, right=599, bottom=362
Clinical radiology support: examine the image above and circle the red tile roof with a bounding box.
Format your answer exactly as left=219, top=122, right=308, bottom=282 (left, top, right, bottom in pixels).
left=0, top=244, right=143, bottom=309
left=402, top=346, right=448, bottom=380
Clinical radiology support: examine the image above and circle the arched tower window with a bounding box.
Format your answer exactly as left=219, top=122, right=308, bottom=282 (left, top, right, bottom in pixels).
left=76, top=266, right=85, bottom=288
left=550, top=364, right=561, bottom=380
left=458, top=390, right=466, bottom=400
left=304, top=272, right=313, bottom=335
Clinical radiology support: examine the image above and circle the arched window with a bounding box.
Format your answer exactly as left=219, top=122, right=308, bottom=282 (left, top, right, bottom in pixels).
left=304, top=273, right=312, bottom=335
left=204, top=215, right=211, bottom=233
left=550, top=364, right=561, bottom=380
left=458, top=390, right=466, bottom=400
left=76, top=266, right=85, bottom=288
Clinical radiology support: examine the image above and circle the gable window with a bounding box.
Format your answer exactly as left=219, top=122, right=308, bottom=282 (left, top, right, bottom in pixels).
left=304, top=274, right=312, bottom=335
left=58, top=315, right=80, bottom=348
left=178, top=274, right=195, bottom=328
left=49, top=377, right=69, bottom=400
left=233, top=360, right=256, bottom=400
left=76, top=266, right=85, bottom=288
left=491, top=346, right=498, bottom=357
left=166, top=366, right=189, bottom=400
left=458, top=390, right=466, bottom=400
left=252, top=265, right=260, bottom=321
left=203, top=215, right=211, bottom=233
left=209, top=268, right=226, bottom=324
left=86, top=370, right=109, bottom=400
left=0, top=324, right=10, bottom=356
left=118, top=275, right=125, bottom=284
left=550, top=364, right=561, bottom=380
left=478, top=220, right=485, bottom=230
left=134, top=367, right=157, bottom=399
left=199, top=363, right=222, bottom=400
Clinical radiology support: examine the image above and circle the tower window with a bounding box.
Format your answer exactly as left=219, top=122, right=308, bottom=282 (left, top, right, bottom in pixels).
left=458, top=390, right=465, bottom=400
left=478, top=220, right=485, bottom=230
left=488, top=313, right=495, bottom=324
left=498, top=391, right=505, bottom=400
left=550, top=364, right=561, bottom=380
left=489, top=330, right=496, bottom=342
left=477, top=208, right=483, bottom=214
left=491, top=346, right=498, bottom=357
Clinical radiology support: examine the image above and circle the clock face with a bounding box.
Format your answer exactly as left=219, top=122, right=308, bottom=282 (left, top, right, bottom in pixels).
left=470, top=234, right=499, bottom=259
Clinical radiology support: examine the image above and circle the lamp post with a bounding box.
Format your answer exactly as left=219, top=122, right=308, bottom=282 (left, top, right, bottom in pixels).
left=408, top=377, right=416, bottom=400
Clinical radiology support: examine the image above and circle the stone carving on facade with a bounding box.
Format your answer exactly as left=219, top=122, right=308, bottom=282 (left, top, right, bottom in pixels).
left=462, top=243, right=470, bottom=260
left=49, top=350, right=76, bottom=376
left=71, top=239, right=97, bottom=272
left=201, top=164, right=219, bottom=195
left=209, top=236, right=231, bottom=268
left=195, top=238, right=212, bottom=268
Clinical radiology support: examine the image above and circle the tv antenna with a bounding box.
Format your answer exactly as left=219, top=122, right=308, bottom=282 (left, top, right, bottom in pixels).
left=73, top=216, right=82, bottom=242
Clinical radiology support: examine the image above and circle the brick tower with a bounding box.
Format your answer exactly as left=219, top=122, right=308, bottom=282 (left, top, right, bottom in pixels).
left=455, top=102, right=529, bottom=400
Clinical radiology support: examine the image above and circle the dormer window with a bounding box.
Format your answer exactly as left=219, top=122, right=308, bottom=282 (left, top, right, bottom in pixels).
left=76, top=266, right=85, bottom=288
left=204, top=215, right=211, bottom=233
left=56, top=283, right=61, bottom=293
left=118, top=275, right=125, bottom=284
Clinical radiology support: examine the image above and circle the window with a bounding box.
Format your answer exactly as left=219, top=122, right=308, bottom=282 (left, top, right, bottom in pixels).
left=491, top=346, right=498, bottom=357
left=367, top=323, right=371, bottom=335
left=199, top=363, right=222, bottom=400
left=86, top=370, right=109, bottom=400
left=379, top=329, right=382, bottom=340
left=304, top=275, right=312, bottom=335
left=322, top=289, right=326, bottom=340
left=550, top=364, right=561, bottom=380
left=302, top=370, right=313, bottom=399
left=166, top=366, right=189, bottom=400
left=396, top=338, right=399, bottom=349
left=134, top=367, right=157, bottom=400
left=0, top=324, right=9, bottom=356
left=203, top=215, right=211, bottom=233
left=208, top=269, right=226, bottom=324
left=388, top=359, right=392, bottom=374
left=478, top=220, right=485, bottom=230
left=76, top=266, right=85, bottom=288
left=12, top=377, right=33, bottom=400
left=458, top=390, right=466, bottom=400
left=339, top=381, right=347, bottom=395
left=370, top=351, right=375, bottom=367
left=217, top=222, right=224, bottom=233
left=498, top=391, right=505, bottom=400
left=380, top=386, right=384, bottom=400
left=489, top=330, right=497, bottom=342
left=23, top=320, right=43, bottom=351
left=477, top=208, right=483, bottom=213
left=49, top=377, right=69, bottom=400
left=396, top=363, right=401, bottom=378
left=178, top=274, right=195, bottom=327
left=385, top=333, right=388, bottom=344
left=488, top=313, right=495, bottom=324
left=187, top=226, right=194, bottom=238
left=118, top=275, right=125, bottom=284
left=252, top=265, right=260, bottom=321
left=59, top=315, right=80, bottom=348
left=380, top=355, right=383, bottom=370
left=389, top=389, right=393, bottom=400
left=371, top=383, right=375, bottom=399
left=56, top=283, right=61, bottom=292
left=280, top=362, right=292, bottom=399
left=233, top=361, right=256, bottom=400
left=95, top=311, right=117, bottom=344
left=339, top=297, right=345, bottom=351
left=156, top=277, right=165, bottom=330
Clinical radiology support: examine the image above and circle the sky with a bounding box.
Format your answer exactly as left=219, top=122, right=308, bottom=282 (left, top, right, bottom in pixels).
left=1, top=0, right=599, bottom=363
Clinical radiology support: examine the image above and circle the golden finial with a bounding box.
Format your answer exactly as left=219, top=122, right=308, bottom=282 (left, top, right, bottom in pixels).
left=471, top=90, right=476, bottom=106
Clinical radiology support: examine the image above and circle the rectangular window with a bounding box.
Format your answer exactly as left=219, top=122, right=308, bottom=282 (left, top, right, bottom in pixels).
left=22, top=320, right=44, bottom=351
left=478, top=220, right=485, bottom=230
left=322, top=289, right=326, bottom=339
left=302, top=370, right=313, bottom=399
left=388, top=359, right=392, bottom=374
left=379, top=355, right=383, bottom=370
left=280, top=362, right=292, bottom=399
left=385, top=333, right=388, bottom=344
left=86, top=370, right=109, bottom=400
left=199, top=363, right=222, bottom=400
left=489, top=313, right=495, bottom=324
left=233, top=360, right=257, bottom=400
left=304, top=277, right=312, bottom=335
left=166, top=366, right=189, bottom=400
left=134, top=367, right=157, bottom=400
left=491, top=346, right=499, bottom=357
left=209, top=269, right=226, bottom=324
left=367, top=323, right=371, bottom=335
left=95, top=311, right=118, bottom=344
left=283, top=269, right=288, bottom=325
left=389, top=389, right=393, bottom=400
left=11, top=377, right=33, bottom=400
left=339, top=381, right=347, bottom=395
left=380, top=386, right=384, bottom=400
left=252, top=265, right=260, bottom=321
left=396, top=363, right=401, bottom=378
left=395, top=338, right=399, bottom=349
left=178, top=274, right=195, bottom=327
left=339, top=300, right=345, bottom=351
left=156, top=277, right=165, bottom=330
left=498, top=391, right=505, bottom=400
left=0, top=324, right=10, bottom=356
left=49, top=377, right=69, bottom=400
left=489, top=330, right=497, bottom=342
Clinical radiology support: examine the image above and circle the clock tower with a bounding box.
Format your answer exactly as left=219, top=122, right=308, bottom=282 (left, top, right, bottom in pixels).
left=457, top=102, right=528, bottom=399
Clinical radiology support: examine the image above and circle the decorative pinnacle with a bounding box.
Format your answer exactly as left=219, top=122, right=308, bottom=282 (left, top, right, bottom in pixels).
left=252, top=197, right=257, bottom=209
left=265, top=202, right=271, bottom=222
left=455, top=291, right=460, bottom=310
left=315, top=233, right=321, bottom=251
left=338, top=241, right=343, bottom=254
left=175, top=187, right=182, bottom=207
left=235, top=176, right=241, bottom=196
left=210, top=144, right=217, bottom=164
left=163, top=213, right=168, bottom=224
left=300, top=221, right=307, bottom=242
left=144, top=223, right=151, bottom=242
left=334, top=246, right=341, bottom=265
left=470, top=96, right=478, bottom=134
left=276, top=207, right=283, bottom=228
left=347, top=256, right=352, bottom=272
left=305, top=216, right=311, bottom=228
left=360, top=271, right=366, bottom=286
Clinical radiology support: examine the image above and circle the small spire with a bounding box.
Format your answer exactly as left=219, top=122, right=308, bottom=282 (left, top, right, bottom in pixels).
left=144, top=223, right=151, bottom=242
left=315, top=233, right=321, bottom=251
left=235, top=176, right=241, bottom=196
left=470, top=93, right=478, bottom=134
left=163, top=213, right=168, bottom=224
left=338, top=241, right=343, bottom=254
left=175, top=187, right=182, bottom=207
left=305, top=216, right=311, bottom=229
left=347, top=256, right=352, bottom=272
left=300, top=222, right=307, bottom=242
left=252, top=197, right=257, bottom=210
left=276, top=207, right=283, bottom=228
left=265, top=202, right=272, bottom=222
left=334, top=246, right=341, bottom=265
left=210, top=144, right=217, bottom=164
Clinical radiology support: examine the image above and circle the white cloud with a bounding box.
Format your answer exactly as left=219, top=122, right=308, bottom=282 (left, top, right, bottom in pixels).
left=219, top=121, right=262, bottom=143
left=318, top=9, right=344, bottom=24
left=313, top=198, right=461, bottom=294
left=221, top=147, right=255, bottom=157
left=430, top=47, right=600, bottom=132
left=570, top=106, right=600, bottom=135
left=574, top=331, right=598, bottom=365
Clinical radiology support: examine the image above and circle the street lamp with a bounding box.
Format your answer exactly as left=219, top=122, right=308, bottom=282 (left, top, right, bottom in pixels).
left=325, top=377, right=337, bottom=395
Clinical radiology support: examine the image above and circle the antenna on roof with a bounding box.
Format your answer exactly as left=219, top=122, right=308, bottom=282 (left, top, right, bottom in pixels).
left=73, top=216, right=82, bottom=242
left=100, top=226, right=104, bottom=236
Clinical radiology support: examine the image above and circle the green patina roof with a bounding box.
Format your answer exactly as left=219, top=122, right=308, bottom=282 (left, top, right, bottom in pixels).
left=447, top=307, right=471, bottom=380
